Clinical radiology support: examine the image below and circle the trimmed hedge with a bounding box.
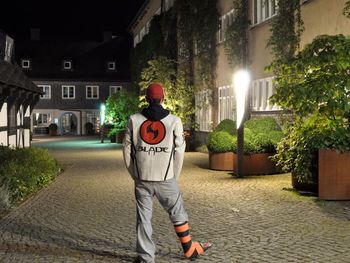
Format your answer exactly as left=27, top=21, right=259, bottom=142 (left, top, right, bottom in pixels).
left=0, top=146, right=61, bottom=205
left=207, top=117, right=283, bottom=154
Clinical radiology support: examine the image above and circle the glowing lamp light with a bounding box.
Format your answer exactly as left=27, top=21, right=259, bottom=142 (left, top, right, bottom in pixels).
left=233, top=70, right=250, bottom=129
left=100, top=104, right=106, bottom=126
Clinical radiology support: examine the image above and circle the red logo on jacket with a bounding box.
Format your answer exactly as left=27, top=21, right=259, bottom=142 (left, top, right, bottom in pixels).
left=140, top=120, right=166, bottom=145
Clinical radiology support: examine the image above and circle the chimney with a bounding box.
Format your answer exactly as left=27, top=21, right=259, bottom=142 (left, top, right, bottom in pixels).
left=103, top=31, right=112, bottom=42
left=30, top=28, right=40, bottom=41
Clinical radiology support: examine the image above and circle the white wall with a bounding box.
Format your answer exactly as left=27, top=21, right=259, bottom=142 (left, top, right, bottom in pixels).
left=0, top=102, right=7, bottom=126
left=24, top=105, right=30, bottom=147
left=8, top=135, right=16, bottom=148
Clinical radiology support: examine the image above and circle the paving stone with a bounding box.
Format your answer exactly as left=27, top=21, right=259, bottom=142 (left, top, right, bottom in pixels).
left=0, top=136, right=349, bottom=262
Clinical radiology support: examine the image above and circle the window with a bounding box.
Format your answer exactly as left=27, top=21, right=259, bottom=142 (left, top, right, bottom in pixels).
left=251, top=77, right=280, bottom=111
left=110, top=86, right=122, bottom=96
left=86, top=86, right=99, bottom=99
left=253, top=0, right=277, bottom=26
left=33, top=113, right=52, bottom=125
left=218, top=9, right=235, bottom=44
left=38, top=85, right=51, bottom=99
left=107, top=61, right=116, bottom=71
left=21, top=59, right=31, bottom=69
left=63, top=60, right=72, bottom=70
left=218, top=85, right=236, bottom=123
left=62, top=85, right=75, bottom=99
left=195, top=90, right=213, bottom=132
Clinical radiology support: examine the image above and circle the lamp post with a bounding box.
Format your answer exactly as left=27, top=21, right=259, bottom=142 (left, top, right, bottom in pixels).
left=233, top=70, right=250, bottom=178
left=100, top=104, right=106, bottom=143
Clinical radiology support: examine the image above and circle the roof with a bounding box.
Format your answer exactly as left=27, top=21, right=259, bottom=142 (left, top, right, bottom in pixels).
left=0, top=60, right=42, bottom=93
left=15, top=36, right=132, bottom=82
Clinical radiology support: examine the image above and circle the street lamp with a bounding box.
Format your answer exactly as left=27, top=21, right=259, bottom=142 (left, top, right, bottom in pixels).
left=233, top=70, right=250, bottom=178
left=100, top=103, right=106, bottom=143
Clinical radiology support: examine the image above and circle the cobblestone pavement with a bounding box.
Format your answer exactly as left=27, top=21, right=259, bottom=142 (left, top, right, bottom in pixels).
left=0, top=136, right=350, bottom=263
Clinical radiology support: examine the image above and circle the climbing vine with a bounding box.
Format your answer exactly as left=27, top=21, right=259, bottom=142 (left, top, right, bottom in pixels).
left=192, top=0, right=219, bottom=90
left=224, top=0, right=250, bottom=68
left=267, top=0, right=304, bottom=63
left=344, top=0, right=350, bottom=18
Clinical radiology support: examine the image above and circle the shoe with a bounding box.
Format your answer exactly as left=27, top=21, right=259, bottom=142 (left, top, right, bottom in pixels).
left=186, top=242, right=213, bottom=261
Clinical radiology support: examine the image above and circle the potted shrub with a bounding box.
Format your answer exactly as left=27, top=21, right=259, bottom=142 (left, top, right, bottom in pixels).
left=207, top=119, right=236, bottom=170
left=48, top=123, right=58, bottom=136
left=84, top=122, right=94, bottom=135
left=105, top=90, right=139, bottom=143
left=207, top=118, right=283, bottom=175
left=270, top=35, right=350, bottom=198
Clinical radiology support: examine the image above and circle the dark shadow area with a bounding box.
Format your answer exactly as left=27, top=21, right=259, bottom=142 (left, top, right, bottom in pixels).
left=313, top=199, right=350, bottom=221
left=0, top=218, right=135, bottom=261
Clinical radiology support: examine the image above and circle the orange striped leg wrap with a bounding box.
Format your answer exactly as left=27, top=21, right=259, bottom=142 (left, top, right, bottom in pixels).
left=174, top=222, right=204, bottom=259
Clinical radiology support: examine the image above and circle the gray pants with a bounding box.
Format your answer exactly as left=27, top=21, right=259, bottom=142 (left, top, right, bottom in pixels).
left=134, top=178, right=188, bottom=263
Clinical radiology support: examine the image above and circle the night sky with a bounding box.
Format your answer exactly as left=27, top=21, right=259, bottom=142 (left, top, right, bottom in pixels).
left=1, top=0, right=145, bottom=40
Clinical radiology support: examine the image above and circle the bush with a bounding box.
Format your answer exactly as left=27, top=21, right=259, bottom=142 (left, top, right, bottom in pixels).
left=105, top=90, right=139, bottom=133
left=0, top=146, right=61, bottom=204
left=0, top=184, right=11, bottom=210
left=245, top=117, right=282, bottom=133
left=273, top=116, right=350, bottom=183
left=214, top=119, right=236, bottom=135
left=206, top=131, right=235, bottom=152
left=207, top=118, right=283, bottom=154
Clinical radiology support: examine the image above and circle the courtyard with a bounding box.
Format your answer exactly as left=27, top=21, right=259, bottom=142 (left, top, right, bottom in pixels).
left=0, top=136, right=349, bottom=262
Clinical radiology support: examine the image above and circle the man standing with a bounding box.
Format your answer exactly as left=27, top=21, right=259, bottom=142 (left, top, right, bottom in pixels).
left=123, top=83, right=212, bottom=263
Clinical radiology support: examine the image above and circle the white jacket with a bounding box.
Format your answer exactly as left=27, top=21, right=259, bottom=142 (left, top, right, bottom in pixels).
left=122, top=112, right=186, bottom=181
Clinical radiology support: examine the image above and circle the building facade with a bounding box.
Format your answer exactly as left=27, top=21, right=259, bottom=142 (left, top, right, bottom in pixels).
left=129, top=0, right=350, bottom=139
left=0, top=30, right=42, bottom=147
left=16, top=30, right=134, bottom=135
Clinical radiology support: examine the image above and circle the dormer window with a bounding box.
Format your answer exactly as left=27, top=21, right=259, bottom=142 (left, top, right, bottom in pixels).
left=21, top=59, right=31, bottom=69
left=107, top=61, right=116, bottom=71
left=63, top=60, right=72, bottom=70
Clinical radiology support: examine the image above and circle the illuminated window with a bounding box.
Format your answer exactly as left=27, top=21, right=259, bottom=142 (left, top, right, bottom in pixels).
left=195, top=90, right=213, bottom=132
left=253, top=0, right=278, bottom=25
left=218, top=85, right=236, bottom=123
left=251, top=77, right=280, bottom=111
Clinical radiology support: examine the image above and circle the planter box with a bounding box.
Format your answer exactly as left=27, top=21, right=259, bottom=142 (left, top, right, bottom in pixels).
left=319, top=149, right=350, bottom=200
left=209, top=152, right=277, bottom=175
left=209, top=152, right=234, bottom=171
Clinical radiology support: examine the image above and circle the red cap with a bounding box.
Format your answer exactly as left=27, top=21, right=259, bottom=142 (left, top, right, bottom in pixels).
left=146, top=83, right=164, bottom=100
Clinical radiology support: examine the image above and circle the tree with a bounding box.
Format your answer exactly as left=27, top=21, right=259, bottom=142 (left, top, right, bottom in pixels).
left=139, top=56, right=196, bottom=128
left=270, top=35, right=350, bottom=183
left=105, top=90, right=139, bottom=133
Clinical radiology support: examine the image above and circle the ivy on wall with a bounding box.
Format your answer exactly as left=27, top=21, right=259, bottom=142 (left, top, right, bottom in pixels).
left=344, top=1, right=350, bottom=18
left=224, top=0, right=250, bottom=68
left=192, top=0, right=219, bottom=89
left=267, top=0, right=304, bottom=63
left=130, top=9, right=177, bottom=86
